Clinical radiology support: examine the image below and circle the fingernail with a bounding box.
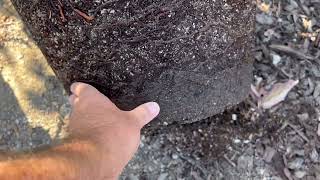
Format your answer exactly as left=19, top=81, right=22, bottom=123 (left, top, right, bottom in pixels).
left=68, top=94, right=78, bottom=106
left=70, top=82, right=78, bottom=93
left=146, top=102, right=160, bottom=116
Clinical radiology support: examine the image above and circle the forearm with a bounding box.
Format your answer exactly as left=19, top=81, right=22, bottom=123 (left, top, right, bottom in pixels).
left=0, top=138, right=109, bottom=180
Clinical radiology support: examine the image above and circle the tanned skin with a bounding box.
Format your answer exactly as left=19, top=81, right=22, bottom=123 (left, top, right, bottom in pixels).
left=0, top=82, right=160, bottom=180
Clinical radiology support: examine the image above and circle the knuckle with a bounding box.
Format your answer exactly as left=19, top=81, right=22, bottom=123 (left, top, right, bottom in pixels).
left=75, top=97, right=89, bottom=110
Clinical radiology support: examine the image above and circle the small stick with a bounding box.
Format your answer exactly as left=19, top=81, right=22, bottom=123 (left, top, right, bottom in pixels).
left=223, top=154, right=236, bottom=167
left=287, top=122, right=309, bottom=143
left=58, top=5, right=67, bottom=22
left=74, top=8, right=94, bottom=22
left=315, top=33, right=320, bottom=48
left=269, top=44, right=315, bottom=60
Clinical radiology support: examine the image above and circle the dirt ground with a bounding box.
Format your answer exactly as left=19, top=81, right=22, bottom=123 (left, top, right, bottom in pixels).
left=1, top=0, right=320, bottom=179
left=0, top=0, right=69, bottom=151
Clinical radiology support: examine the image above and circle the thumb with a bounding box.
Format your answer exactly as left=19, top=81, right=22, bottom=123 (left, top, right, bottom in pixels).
left=129, top=102, right=160, bottom=128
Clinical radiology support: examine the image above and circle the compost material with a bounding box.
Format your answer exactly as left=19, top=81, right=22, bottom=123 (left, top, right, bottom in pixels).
left=11, top=0, right=255, bottom=125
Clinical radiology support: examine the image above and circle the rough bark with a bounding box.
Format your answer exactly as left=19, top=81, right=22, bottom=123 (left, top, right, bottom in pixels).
left=11, top=0, right=255, bottom=125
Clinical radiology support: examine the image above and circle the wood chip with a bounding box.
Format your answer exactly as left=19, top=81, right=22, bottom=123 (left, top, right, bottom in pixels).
left=263, top=146, right=276, bottom=163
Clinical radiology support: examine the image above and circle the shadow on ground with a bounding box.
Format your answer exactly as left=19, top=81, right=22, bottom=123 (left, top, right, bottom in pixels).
left=0, top=0, right=34, bottom=46
left=1, top=0, right=69, bottom=143
left=25, top=62, right=68, bottom=140
left=0, top=73, right=51, bottom=151
left=26, top=62, right=67, bottom=114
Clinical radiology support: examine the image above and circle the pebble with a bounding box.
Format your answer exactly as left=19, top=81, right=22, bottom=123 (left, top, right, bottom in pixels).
left=271, top=53, right=281, bottom=65
left=172, top=154, right=179, bottom=160
left=234, top=139, right=241, bottom=143
left=232, top=114, right=237, bottom=121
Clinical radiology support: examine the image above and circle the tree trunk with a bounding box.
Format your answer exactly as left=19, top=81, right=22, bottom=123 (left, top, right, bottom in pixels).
left=11, top=0, right=255, bottom=126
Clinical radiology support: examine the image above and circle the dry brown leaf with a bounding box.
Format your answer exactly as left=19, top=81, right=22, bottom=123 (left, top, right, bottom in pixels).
left=252, top=80, right=299, bottom=109
left=260, top=80, right=299, bottom=109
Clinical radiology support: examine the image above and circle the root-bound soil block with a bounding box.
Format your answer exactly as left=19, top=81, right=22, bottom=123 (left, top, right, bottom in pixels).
left=11, top=0, right=255, bottom=125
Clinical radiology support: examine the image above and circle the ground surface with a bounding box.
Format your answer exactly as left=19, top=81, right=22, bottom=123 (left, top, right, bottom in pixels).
left=1, top=0, right=320, bottom=179
left=0, top=0, right=69, bottom=151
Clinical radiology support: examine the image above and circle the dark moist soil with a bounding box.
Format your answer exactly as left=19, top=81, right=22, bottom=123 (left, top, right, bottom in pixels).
left=11, top=0, right=255, bottom=126
left=146, top=101, right=259, bottom=160
left=143, top=98, right=283, bottom=162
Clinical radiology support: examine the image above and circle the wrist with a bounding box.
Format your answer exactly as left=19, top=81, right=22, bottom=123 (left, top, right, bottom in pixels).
left=45, top=137, right=101, bottom=180
left=59, top=136, right=120, bottom=180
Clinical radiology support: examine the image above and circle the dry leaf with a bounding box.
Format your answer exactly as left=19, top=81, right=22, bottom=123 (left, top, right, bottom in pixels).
left=253, top=80, right=299, bottom=109
left=302, top=17, right=312, bottom=31
left=258, top=2, right=271, bottom=13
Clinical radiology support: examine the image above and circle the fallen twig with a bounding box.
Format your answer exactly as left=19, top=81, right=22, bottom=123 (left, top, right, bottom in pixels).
left=223, top=154, right=236, bottom=167
left=74, top=8, right=94, bottom=22
left=269, top=44, right=315, bottom=60
left=58, top=5, right=67, bottom=22
left=315, top=33, right=320, bottom=48
left=287, top=122, right=309, bottom=143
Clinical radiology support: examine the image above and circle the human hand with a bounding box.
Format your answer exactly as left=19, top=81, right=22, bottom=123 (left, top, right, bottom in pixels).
left=68, top=82, right=160, bottom=179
